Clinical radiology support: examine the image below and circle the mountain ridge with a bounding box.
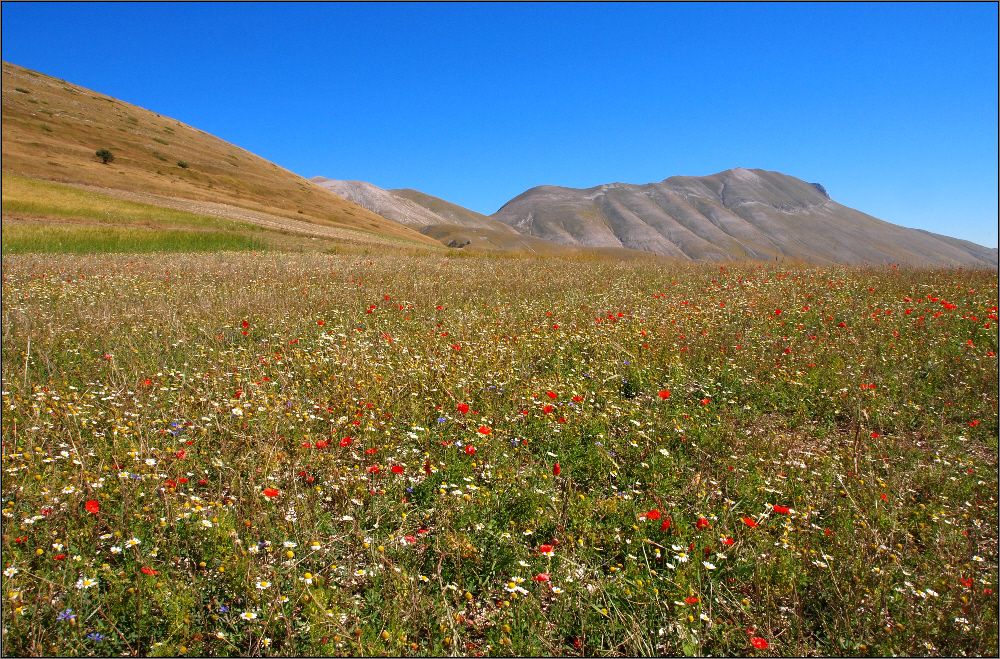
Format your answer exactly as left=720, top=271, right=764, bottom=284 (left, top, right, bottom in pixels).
left=486, top=168, right=997, bottom=267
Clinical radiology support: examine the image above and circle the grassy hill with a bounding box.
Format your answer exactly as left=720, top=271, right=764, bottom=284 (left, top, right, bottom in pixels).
left=1, top=61, right=442, bottom=251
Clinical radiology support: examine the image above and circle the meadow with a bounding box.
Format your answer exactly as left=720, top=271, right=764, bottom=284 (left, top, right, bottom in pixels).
left=1, top=250, right=997, bottom=657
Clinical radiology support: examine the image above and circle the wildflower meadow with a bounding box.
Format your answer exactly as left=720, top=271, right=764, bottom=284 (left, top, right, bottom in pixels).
left=1, top=251, right=997, bottom=656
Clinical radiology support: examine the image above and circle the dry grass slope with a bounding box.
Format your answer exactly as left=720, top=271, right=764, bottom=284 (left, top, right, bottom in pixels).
left=1, top=61, right=442, bottom=250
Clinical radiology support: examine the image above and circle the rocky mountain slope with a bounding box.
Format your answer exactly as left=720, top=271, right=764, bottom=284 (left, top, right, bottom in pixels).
left=489, top=168, right=997, bottom=267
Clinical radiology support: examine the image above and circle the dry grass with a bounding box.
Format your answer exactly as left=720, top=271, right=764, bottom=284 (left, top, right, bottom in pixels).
left=1, top=61, right=442, bottom=250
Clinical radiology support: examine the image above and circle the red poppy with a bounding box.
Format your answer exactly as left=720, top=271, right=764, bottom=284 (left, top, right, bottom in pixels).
left=750, top=637, right=769, bottom=649
left=880, top=494, right=887, bottom=501
left=457, top=403, right=470, bottom=414
left=695, top=517, right=709, bottom=529
left=142, top=379, right=153, bottom=386
left=660, top=519, right=672, bottom=531
left=464, top=445, right=476, bottom=455
left=198, top=479, right=208, bottom=485
left=658, top=390, right=671, bottom=399
left=263, top=488, right=280, bottom=498
left=532, top=573, right=551, bottom=582
left=783, top=348, right=791, bottom=354
left=175, top=450, right=187, bottom=459
left=478, top=425, right=491, bottom=435
left=773, top=505, right=791, bottom=514
left=542, top=404, right=553, bottom=414
left=317, top=320, right=324, bottom=325
left=391, top=465, right=404, bottom=474
left=241, top=320, right=249, bottom=328
left=700, top=398, right=710, bottom=405
left=340, top=436, right=353, bottom=447
left=646, top=510, right=661, bottom=521
left=684, top=596, right=699, bottom=604
left=553, top=463, right=561, bottom=476
left=723, top=537, right=735, bottom=545
left=572, top=395, right=583, bottom=402
left=85, top=500, right=100, bottom=514
left=365, top=447, right=377, bottom=455
left=539, top=544, right=554, bottom=556
left=546, top=391, right=557, bottom=399
left=53, top=554, right=66, bottom=561
left=141, top=567, right=158, bottom=576
left=177, top=478, right=188, bottom=484
left=870, top=432, right=879, bottom=438
left=315, top=440, right=328, bottom=449
left=367, top=465, right=380, bottom=474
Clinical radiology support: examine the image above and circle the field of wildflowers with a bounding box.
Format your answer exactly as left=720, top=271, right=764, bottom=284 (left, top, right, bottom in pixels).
left=1, top=250, right=997, bottom=656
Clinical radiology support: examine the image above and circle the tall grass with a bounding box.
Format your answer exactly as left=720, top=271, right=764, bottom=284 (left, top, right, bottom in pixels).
left=0, top=251, right=996, bottom=657
left=1, top=224, right=266, bottom=254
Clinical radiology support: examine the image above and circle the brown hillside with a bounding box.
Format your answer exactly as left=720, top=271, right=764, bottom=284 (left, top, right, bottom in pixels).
left=1, top=61, right=441, bottom=248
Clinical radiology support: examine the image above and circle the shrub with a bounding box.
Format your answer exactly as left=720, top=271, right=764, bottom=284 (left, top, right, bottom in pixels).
left=177, top=161, right=189, bottom=168
left=95, top=148, right=115, bottom=164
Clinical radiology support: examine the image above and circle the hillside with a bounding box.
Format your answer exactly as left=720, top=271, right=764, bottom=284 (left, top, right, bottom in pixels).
left=1, top=61, right=442, bottom=249
left=490, top=168, right=998, bottom=267
left=310, top=178, right=514, bottom=232
left=310, top=177, right=591, bottom=254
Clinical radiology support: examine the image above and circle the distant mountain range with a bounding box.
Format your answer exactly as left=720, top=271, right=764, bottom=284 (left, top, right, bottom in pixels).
left=3, top=59, right=993, bottom=267
left=314, top=170, right=997, bottom=267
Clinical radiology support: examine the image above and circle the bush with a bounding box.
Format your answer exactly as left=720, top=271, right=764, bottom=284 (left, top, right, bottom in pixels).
left=177, top=161, right=189, bottom=168
left=95, top=149, right=114, bottom=164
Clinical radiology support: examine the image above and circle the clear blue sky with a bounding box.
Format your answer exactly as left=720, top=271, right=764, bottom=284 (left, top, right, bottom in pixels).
left=3, top=2, right=997, bottom=247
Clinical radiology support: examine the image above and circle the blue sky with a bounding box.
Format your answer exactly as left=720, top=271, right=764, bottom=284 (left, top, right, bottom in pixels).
left=3, top=2, right=997, bottom=247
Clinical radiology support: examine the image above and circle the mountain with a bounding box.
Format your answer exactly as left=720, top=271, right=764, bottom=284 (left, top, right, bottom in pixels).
left=310, top=178, right=510, bottom=231
left=309, top=178, right=578, bottom=253
left=490, top=168, right=997, bottom=267
left=1, top=61, right=441, bottom=249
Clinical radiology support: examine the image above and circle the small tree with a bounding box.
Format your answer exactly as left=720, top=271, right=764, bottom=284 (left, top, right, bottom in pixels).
left=95, top=149, right=114, bottom=164
left=177, top=160, right=189, bottom=168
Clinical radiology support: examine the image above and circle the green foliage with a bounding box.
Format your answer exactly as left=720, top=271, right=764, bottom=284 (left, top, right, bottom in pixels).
left=95, top=148, right=114, bottom=164
left=177, top=161, right=189, bottom=169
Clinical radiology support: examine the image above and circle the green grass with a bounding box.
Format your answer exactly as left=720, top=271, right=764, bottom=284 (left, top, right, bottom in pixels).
left=2, top=173, right=256, bottom=232
left=1, top=224, right=266, bottom=254
left=0, top=251, right=996, bottom=657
